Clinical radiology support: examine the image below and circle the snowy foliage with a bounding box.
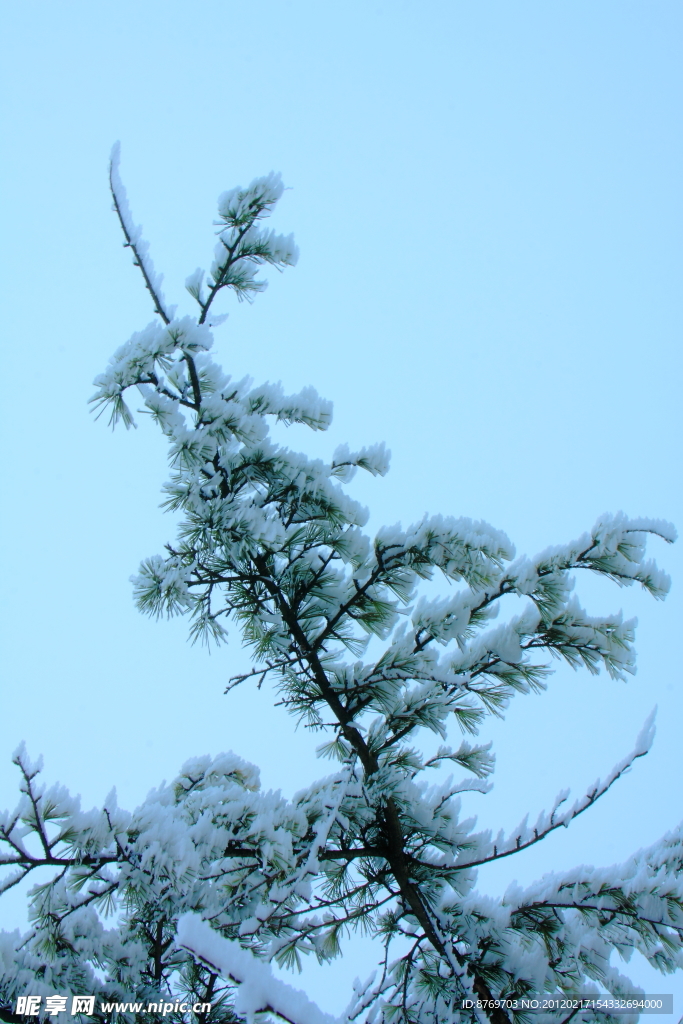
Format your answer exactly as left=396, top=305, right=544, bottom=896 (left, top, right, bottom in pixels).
left=0, top=151, right=679, bottom=1024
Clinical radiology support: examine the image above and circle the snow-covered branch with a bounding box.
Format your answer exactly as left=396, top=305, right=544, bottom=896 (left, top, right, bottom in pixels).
left=109, top=142, right=174, bottom=325
left=178, top=915, right=338, bottom=1024
left=457, top=710, right=657, bottom=869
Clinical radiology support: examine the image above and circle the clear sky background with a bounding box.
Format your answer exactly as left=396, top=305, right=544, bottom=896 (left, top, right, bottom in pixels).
left=1, top=0, right=682, bottom=1015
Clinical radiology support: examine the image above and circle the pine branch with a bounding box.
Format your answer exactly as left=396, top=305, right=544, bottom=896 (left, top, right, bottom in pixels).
left=458, top=716, right=655, bottom=869
left=109, top=144, right=171, bottom=325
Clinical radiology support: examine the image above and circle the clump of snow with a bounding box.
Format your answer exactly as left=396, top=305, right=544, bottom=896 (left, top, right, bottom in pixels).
left=177, top=914, right=339, bottom=1024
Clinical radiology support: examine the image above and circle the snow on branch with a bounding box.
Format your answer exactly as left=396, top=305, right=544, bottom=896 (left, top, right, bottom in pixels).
left=457, top=709, right=658, bottom=869
left=331, top=443, right=391, bottom=481
left=109, top=142, right=174, bottom=324
left=177, top=914, right=339, bottom=1024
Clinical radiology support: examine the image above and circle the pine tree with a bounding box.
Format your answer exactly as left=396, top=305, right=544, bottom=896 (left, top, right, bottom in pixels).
left=0, top=149, right=680, bottom=1024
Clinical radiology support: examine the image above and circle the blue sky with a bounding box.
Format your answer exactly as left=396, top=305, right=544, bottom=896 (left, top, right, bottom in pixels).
left=1, top=0, right=682, bottom=1013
